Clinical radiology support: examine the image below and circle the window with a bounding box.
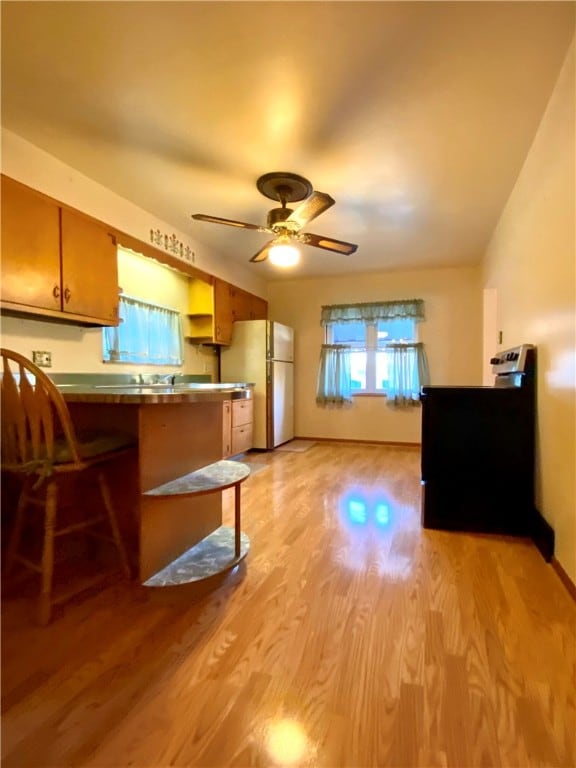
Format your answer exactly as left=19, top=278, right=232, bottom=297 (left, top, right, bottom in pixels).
left=330, top=317, right=416, bottom=393
left=316, top=300, right=429, bottom=407
left=102, top=294, right=183, bottom=365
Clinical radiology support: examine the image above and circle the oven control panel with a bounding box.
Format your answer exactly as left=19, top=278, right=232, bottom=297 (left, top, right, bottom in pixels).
left=490, top=344, right=535, bottom=375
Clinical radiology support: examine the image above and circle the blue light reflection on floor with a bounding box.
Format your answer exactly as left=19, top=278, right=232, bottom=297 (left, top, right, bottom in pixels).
left=341, top=491, right=393, bottom=531
left=335, top=488, right=414, bottom=579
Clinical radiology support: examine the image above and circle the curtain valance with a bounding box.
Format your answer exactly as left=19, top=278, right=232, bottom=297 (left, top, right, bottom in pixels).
left=320, top=299, right=425, bottom=326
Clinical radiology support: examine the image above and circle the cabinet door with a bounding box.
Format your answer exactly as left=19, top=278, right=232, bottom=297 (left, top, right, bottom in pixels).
left=250, top=294, right=268, bottom=320
left=60, top=207, right=119, bottom=323
left=232, top=288, right=252, bottom=322
left=1, top=176, right=61, bottom=311
left=222, top=400, right=232, bottom=458
left=231, top=399, right=253, bottom=454
left=213, top=279, right=233, bottom=344
left=231, top=424, right=253, bottom=455
left=232, top=399, right=253, bottom=427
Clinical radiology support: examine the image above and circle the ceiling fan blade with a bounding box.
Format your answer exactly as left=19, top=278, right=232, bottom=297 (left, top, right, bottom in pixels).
left=192, top=213, right=271, bottom=232
left=249, top=241, right=273, bottom=263
left=286, top=191, right=335, bottom=230
left=300, top=232, right=358, bottom=255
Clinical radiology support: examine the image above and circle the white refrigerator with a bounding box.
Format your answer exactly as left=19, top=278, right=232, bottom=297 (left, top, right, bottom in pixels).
left=220, top=320, right=294, bottom=449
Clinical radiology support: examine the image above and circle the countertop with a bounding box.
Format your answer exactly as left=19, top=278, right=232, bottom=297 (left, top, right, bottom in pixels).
left=57, top=382, right=253, bottom=404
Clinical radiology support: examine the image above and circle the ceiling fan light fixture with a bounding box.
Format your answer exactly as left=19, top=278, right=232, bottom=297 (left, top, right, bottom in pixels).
left=269, top=239, right=300, bottom=267
left=192, top=171, right=357, bottom=264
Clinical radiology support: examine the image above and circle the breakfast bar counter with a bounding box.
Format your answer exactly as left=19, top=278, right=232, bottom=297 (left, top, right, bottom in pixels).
left=59, top=382, right=252, bottom=582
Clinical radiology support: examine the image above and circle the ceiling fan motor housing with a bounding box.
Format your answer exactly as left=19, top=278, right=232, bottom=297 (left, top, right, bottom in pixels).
left=267, top=207, right=294, bottom=229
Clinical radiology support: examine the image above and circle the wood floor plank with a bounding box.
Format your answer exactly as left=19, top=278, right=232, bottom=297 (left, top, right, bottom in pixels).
left=2, top=443, right=575, bottom=767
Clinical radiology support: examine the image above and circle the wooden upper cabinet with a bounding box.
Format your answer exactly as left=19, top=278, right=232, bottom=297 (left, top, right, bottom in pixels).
left=213, top=279, right=233, bottom=344
left=186, top=279, right=268, bottom=344
left=187, top=277, right=233, bottom=345
left=1, top=175, right=61, bottom=311
left=250, top=294, right=268, bottom=320
left=231, top=287, right=268, bottom=322
left=231, top=288, right=252, bottom=322
left=60, top=208, right=118, bottom=322
left=1, top=175, right=119, bottom=326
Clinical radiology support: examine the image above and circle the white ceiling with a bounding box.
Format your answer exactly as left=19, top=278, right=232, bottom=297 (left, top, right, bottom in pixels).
left=1, top=2, right=574, bottom=280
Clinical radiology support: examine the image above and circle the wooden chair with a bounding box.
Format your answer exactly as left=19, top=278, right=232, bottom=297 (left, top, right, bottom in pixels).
left=1, top=348, right=135, bottom=624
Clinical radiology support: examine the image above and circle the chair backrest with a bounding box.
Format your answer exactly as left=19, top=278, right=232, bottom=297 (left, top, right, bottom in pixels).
left=1, top=348, right=83, bottom=472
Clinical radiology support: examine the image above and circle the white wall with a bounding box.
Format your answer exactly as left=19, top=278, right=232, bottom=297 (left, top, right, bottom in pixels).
left=268, top=264, right=482, bottom=445
left=483, top=39, right=575, bottom=583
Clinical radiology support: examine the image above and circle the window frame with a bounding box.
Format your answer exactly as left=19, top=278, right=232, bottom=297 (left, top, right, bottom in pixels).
left=328, top=317, right=417, bottom=395
left=102, top=294, right=184, bottom=366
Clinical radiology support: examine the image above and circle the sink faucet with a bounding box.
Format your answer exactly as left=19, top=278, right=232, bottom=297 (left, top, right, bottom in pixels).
left=156, top=373, right=182, bottom=386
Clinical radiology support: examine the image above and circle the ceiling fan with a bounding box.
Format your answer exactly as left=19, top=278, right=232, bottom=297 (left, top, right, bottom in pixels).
left=192, top=172, right=358, bottom=264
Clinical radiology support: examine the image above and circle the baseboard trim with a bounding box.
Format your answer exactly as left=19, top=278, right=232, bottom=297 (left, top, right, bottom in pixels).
left=531, top=507, right=555, bottom=562
left=551, top=557, right=576, bottom=601
left=294, top=436, right=421, bottom=448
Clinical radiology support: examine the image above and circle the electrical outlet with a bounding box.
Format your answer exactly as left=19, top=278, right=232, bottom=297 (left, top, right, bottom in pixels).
left=32, top=351, right=52, bottom=367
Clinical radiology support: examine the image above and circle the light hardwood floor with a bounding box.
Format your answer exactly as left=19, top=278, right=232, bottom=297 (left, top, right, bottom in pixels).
left=2, top=443, right=575, bottom=767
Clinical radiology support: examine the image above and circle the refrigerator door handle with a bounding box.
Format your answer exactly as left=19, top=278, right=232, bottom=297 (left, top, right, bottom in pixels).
left=266, top=360, right=273, bottom=449
left=267, top=321, right=273, bottom=361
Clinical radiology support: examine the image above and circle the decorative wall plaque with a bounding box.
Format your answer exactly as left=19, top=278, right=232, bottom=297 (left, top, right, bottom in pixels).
left=149, top=228, right=194, bottom=263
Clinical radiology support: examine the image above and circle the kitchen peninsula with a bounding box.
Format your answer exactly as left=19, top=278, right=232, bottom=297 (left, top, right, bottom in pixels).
left=57, top=380, right=253, bottom=582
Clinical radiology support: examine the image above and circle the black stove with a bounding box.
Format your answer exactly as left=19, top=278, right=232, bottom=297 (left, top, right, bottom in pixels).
left=420, top=344, right=537, bottom=538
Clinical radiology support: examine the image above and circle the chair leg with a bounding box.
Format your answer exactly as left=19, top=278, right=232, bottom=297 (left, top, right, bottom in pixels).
left=38, top=480, right=58, bottom=626
left=4, top=475, right=34, bottom=576
left=98, top=472, right=132, bottom=579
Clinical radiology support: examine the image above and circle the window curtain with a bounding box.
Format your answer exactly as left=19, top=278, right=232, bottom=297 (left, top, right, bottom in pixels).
left=103, top=295, right=183, bottom=365
left=382, top=342, right=430, bottom=406
left=316, top=344, right=353, bottom=406
left=320, top=299, right=424, bottom=326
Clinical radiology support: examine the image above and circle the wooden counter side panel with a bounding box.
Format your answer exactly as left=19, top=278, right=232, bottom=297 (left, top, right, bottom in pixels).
left=138, top=403, right=223, bottom=492
left=67, top=403, right=140, bottom=439
left=140, top=496, right=221, bottom=582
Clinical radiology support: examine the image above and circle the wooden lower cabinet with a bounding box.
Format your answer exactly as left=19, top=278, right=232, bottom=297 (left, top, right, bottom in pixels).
left=231, top=399, right=253, bottom=455
left=223, top=398, right=253, bottom=457
left=222, top=400, right=232, bottom=457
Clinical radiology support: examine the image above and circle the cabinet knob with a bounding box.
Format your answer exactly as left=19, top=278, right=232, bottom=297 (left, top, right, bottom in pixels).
left=52, top=285, right=60, bottom=300
left=64, top=287, right=71, bottom=303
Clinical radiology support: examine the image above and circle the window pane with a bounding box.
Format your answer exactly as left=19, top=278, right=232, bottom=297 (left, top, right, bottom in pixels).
left=375, top=351, right=388, bottom=390
left=377, top=318, right=415, bottom=345
left=332, top=321, right=366, bottom=345
left=350, top=351, right=366, bottom=390
left=103, top=296, right=183, bottom=365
